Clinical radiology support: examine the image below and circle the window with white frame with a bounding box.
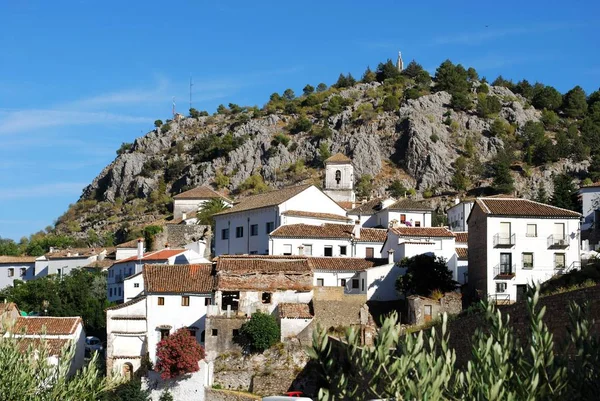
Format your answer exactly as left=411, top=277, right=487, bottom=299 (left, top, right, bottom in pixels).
left=324, top=246, right=333, bottom=257
left=303, top=244, right=312, bottom=256
left=526, top=224, right=537, bottom=237
left=8, top=268, right=14, bottom=277
left=522, top=253, right=534, bottom=269
left=20, top=268, right=26, bottom=277
left=283, top=244, right=292, bottom=255
left=134, top=283, right=140, bottom=288
left=496, top=282, right=507, bottom=293
left=339, top=245, right=347, bottom=256
left=554, top=253, right=566, bottom=269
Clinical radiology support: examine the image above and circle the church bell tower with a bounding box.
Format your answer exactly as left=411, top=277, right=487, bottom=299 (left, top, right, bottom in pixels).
left=323, top=153, right=355, bottom=203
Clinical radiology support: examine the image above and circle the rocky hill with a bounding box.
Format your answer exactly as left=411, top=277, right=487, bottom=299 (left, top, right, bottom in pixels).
left=53, top=61, right=595, bottom=244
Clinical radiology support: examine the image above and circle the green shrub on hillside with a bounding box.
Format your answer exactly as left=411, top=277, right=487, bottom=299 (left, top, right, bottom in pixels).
left=237, top=312, right=280, bottom=352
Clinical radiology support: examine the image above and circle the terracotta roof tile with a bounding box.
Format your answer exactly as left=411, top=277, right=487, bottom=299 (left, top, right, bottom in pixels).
left=279, top=303, right=314, bottom=319
left=456, top=248, right=468, bottom=260
left=45, top=247, right=101, bottom=259
left=454, top=232, right=468, bottom=243
left=336, top=201, right=354, bottom=210
left=215, top=256, right=311, bottom=273
left=0, top=256, right=36, bottom=264
left=117, top=249, right=186, bottom=264
left=324, top=153, right=352, bottom=163
left=173, top=185, right=232, bottom=202
left=270, top=224, right=386, bottom=243
left=390, top=227, right=455, bottom=238
left=214, top=184, right=312, bottom=216
left=281, top=210, right=351, bottom=222
left=581, top=182, right=600, bottom=189
left=476, top=198, right=581, bottom=218
left=12, top=317, right=81, bottom=335
left=116, top=239, right=142, bottom=249
left=16, top=338, right=71, bottom=356
left=307, top=257, right=388, bottom=271
left=347, top=198, right=385, bottom=215
left=387, top=199, right=433, bottom=211
left=144, top=264, right=214, bottom=294
left=85, top=259, right=115, bottom=269
left=105, top=296, right=146, bottom=311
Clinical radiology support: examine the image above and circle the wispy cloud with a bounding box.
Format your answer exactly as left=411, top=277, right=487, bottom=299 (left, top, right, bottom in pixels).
left=430, top=23, right=580, bottom=46
left=0, top=182, right=87, bottom=201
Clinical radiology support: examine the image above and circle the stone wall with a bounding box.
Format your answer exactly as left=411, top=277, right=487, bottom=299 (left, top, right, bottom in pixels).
left=204, top=316, right=246, bottom=360
left=204, top=388, right=260, bottom=401
left=407, top=292, right=462, bottom=325
left=312, top=287, right=368, bottom=331
left=443, top=285, right=600, bottom=367
left=154, top=224, right=211, bottom=257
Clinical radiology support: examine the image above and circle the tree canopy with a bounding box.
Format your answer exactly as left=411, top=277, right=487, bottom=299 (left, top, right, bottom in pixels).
left=395, top=254, right=457, bottom=296
left=237, top=311, right=280, bottom=352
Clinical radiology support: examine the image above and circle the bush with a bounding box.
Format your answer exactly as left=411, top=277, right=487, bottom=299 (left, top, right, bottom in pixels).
left=159, top=390, right=174, bottom=401
left=238, top=312, right=280, bottom=352
left=382, top=95, right=400, bottom=112
left=214, top=170, right=230, bottom=189
left=541, top=109, right=560, bottom=130
left=271, top=133, right=290, bottom=147
left=192, top=133, right=246, bottom=163
left=238, top=174, right=269, bottom=194
left=387, top=180, right=407, bottom=198
left=164, top=159, right=186, bottom=182
left=356, top=175, right=373, bottom=198
left=288, top=116, right=312, bottom=134
left=352, top=103, right=376, bottom=123
left=450, top=92, right=472, bottom=111
left=155, top=328, right=205, bottom=379
left=312, top=125, right=333, bottom=140
left=161, top=123, right=171, bottom=133
left=154, top=119, right=163, bottom=127
left=476, top=94, right=502, bottom=118
left=116, top=142, right=133, bottom=156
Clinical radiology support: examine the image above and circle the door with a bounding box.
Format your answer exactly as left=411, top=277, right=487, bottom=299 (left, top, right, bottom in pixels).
left=516, top=285, right=527, bottom=302
left=554, top=223, right=565, bottom=242
left=366, top=247, right=374, bottom=258
left=500, top=253, right=512, bottom=274
left=424, top=305, right=432, bottom=322
left=499, top=222, right=511, bottom=245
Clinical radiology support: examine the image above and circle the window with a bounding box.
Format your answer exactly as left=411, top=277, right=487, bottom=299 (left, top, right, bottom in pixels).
left=158, top=297, right=165, bottom=306
left=317, top=278, right=324, bottom=286
left=526, top=224, right=537, bottom=237
left=134, top=283, right=140, bottom=288
left=303, top=244, right=313, bottom=256
left=188, top=328, right=197, bottom=338
left=7, top=268, right=14, bottom=277
left=496, top=283, right=507, bottom=293
left=362, top=279, right=365, bottom=291
left=159, top=329, right=170, bottom=340
left=222, top=291, right=240, bottom=311
left=261, top=292, right=272, bottom=304
left=339, top=245, right=347, bottom=256
left=554, top=253, right=566, bottom=269
left=109, top=288, right=113, bottom=297
left=424, top=305, right=433, bottom=322
left=233, top=329, right=239, bottom=337
left=340, top=279, right=346, bottom=287
left=250, top=224, right=258, bottom=236
left=128, top=268, right=132, bottom=276
left=212, top=329, right=218, bottom=336
left=266, top=221, right=274, bottom=233
left=200, top=330, right=206, bottom=342
left=522, top=253, right=534, bottom=269
left=235, top=226, right=244, bottom=238
left=366, top=247, right=374, bottom=258
left=57, top=268, right=62, bottom=277
left=335, top=169, right=341, bottom=184
left=283, top=244, right=292, bottom=255
left=415, top=221, right=421, bottom=227
left=118, top=287, right=122, bottom=296
left=352, top=279, right=359, bottom=289
left=324, top=246, right=333, bottom=257
left=400, top=214, right=406, bottom=223
left=20, top=268, right=26, bottom=277
left=182, top=296, right=190, bottom=306
left=221, top=228, right=229, bottom=240
left=249, top=250, right=257, bottom=255
left=205, top=298, right=212, bottom=306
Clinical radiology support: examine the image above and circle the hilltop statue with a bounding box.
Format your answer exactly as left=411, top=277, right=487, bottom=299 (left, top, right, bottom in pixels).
left=397, top=51, right=404, bottom=72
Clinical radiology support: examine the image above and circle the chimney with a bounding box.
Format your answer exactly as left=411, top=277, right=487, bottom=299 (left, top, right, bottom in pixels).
left=388, top=249, right=395, bottom=264
left=454, top=197, right=460, bottom=205
left=49, top=247, right=55, bottom=254
left=182, top=212, right=187, bottom=220
left=298, top=245, right=304, bottom=256
left=137, top=238, right=144, bottom=260
left=164, top=243, right=170, bottom=250
left=352, top=220, right=361, bottom=240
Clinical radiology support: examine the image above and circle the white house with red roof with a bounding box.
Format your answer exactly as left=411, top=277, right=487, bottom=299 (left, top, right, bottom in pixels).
left=173, top=185, right=233, bottom=220
left=106, top=242, right=209, bottom=303
left=468, top=197, right=582, bottom=304
left=34, top=247, right=110, bottom=279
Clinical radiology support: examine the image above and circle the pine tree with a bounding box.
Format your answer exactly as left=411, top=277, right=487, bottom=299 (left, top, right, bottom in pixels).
left=535, top=183, right=548, bottom=203
left=550, top=173, right=578, bottom=211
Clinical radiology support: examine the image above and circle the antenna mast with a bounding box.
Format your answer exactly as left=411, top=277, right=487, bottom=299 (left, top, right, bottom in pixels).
left=189, top=75, right=193, bottom=111
left=172, top=97, right=176, bottom=119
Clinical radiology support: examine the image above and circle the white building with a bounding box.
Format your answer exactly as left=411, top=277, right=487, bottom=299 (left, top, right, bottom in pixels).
left=115, top=239, right=144, bottom=261
left=380, top=226, right=460, bottom=282
left=323, top=153, right=355, bottom=203
left=467, top=197, right=582, bottom=304
left=346, top=198, right=397, bottom=228
left=376, top=199, right=433, bottom=228
left=173, top=185, right=232, bottom=220
left=454, top=232, right=468, bottom=285
left=269, top=223, right=387, bottom=258
left=447, top=199, right=474, bottom=232
left=34, top=247, right=110, bottom=279
left=4, top=316, right=86, bottom=377
left=0, top=256, right=36, bottom=289
left=106, top=263, right=214, bottom=375
left=107, top=241, right=209, bottom=303
left=308, top=256, right=399, bottom=301
left=213, top=184, right=347, bottom=256
left=579, top=183, right=600, bottom=232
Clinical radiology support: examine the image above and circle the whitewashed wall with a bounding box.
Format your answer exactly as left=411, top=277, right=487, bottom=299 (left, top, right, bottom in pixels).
left=0, top=262, right=35, bottom=289
left=447, top=202, right=474, bottom=232
left=378, top=210, right=432, bottom=228
left=124, top=273, right=144, bottom=301
left=214, top=207, right=278, bottom=256
left=281, top=215, right=350, bottom=226
left=365, top=263, right=400, bottom=301
left=580, top=188, right=600, bottom=231
left=270, top=237, right=383, bottom=258
left=280, top=318, right=312, bottom=340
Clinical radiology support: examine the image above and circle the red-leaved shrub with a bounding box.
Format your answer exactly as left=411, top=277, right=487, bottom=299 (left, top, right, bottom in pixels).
left=155, top=328, right=205, bottom=379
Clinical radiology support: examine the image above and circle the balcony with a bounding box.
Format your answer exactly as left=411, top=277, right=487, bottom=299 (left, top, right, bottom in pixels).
left=489, top=293, right=511, bottom=305
left=493, top=233, right=515, bottom=248
left=493, top=264, right=516, bottom=279
left=555, top=261, right=581, bottom=275
left=547, top=234, right=569, bottom=249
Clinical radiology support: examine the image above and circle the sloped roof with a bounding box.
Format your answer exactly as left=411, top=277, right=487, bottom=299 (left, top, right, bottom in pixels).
left=387, top=199, right=433, bottom=211
left=270, top=224, right=386, bottom=243
left=279, top=303, right=314, bottom=319
left=116, top=239, right=142, bottom=249
left=105, top=296, right=146, bottom=311
left=581, top=182, right=600, bottom=189
left=307, top=257, right=388, bottom=271
left=475, top=198, right=581, bottom=218
left=16, top=338, right=70, bottom=356
left=45, top=248, right=100, bottom=259
left=347, top=198, right=384, bottom=215
left=456, top=248, right=468, bottom=260
left=336, top=201, right=355, bottom=210
left=454, top=232, right=468, bottom=243
left=0, top=302, right=20, bottom=315
left=84, top=259, right=114, bottom=269
left=215, top=256, right=311, bottom=273
left=0, top=256, right=36, bottom=264
left=281, top=210, right=351, bottom=222
left=12, top=317, right=81, bottom=335
left=144, top=264, right=214, bottom=294
left=213, top=184, right=313, bottom=216
left=390, top=227, right=455, bottom=238
left=173, top=185, right=232, bottom=202
left=324, top=153, right=351, bottom=164
left=116, top=249, right=186, bottom=264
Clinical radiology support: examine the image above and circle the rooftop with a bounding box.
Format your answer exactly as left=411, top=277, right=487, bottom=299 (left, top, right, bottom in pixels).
left=475, top=198, right=581, bottom=218
left=307, top=257, right=389, bottom=271
left=456, top=248, right=468, bottom=260
left=144, top=264, right=215, bottom=294
left=324, top=153, right=352, bottom=164
left=281, top=210, right=351, bottom=222
left=347, top=198, right=385, bottom=215
left=454, top=232, right=468, bottom=243
left=115, top=239, right=142, bottom=249
left=12, top=317, right=82, bottom=335
left=336, top=201, right=355, bottom=210
left=390, top=226, right=455, bottom=238
left=116, top=249, right=187, bottom=264
left=0, top=256, right=36, bottom=264
left=173, top=185, right=232, bottom=202
left=215, top=255, right=312, bottom=274
left=105, top=296, right=146, bottom=311
left=387, top=199, right=433, bottom=211
left=45, top=247, right=106, bottom=259
left=213, top=184, right=313, bottom=216
left=270, top=223, right=387, bottom=242
left=16, top=338, right=70, bottom=356
left=279, top=302, right=314, bottom=319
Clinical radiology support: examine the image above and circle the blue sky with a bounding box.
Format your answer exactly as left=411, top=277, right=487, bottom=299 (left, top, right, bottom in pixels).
left=0, top=0, right=598, bottom=241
